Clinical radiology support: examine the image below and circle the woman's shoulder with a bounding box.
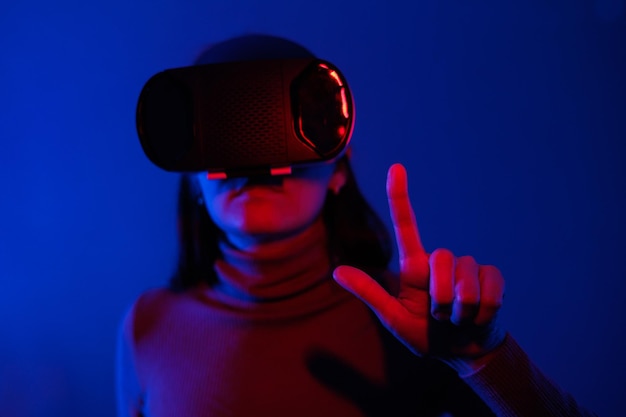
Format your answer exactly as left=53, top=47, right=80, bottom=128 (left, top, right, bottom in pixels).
left=129, top=286, right=177, bottom=314
left=119, top=286, right=184, bottom=343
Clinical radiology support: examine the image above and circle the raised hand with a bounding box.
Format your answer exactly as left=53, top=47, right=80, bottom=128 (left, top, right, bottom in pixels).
left=333, top=163, right=505, bottom=363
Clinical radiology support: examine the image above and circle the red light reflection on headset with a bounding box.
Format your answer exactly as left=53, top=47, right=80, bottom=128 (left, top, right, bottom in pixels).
left=318, top=63, right=350, bottom=120
left=270, top=166, right=292, bottom=176
left=339, top=88, right=349, bottom=119
left=207, top=172, right=228, bottom=180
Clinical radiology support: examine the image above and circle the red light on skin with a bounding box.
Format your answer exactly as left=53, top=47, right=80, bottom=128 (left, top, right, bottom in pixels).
left=270, top=166, right=292, bottom=176
left=207, top=172, right=227, bottom=180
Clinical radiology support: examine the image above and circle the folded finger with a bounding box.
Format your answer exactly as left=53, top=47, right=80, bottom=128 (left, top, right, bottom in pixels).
left=429, top=248, right=456, bottom=321
left=475, top=265, right=505, bottom=325
left=451, top=256, right=480, bottom=325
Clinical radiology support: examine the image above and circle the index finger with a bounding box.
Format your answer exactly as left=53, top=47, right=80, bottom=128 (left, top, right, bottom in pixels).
left=387, top=163, right=427, bottom=266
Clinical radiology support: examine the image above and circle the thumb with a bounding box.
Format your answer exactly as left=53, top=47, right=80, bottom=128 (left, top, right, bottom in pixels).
left=333, top=265, right=402, bottom=327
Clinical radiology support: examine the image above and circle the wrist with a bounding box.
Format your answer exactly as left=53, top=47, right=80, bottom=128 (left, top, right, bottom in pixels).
left=441, top=333, right=508, bottom=377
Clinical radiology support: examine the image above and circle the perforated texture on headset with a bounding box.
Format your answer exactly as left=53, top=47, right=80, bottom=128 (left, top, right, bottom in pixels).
left=201, top=64, right=287, bottom=169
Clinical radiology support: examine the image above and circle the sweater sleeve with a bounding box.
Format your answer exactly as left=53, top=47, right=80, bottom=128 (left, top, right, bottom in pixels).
left=461, top=334, right=596, bottom=417
left=115, top=304, right=145, bottom=417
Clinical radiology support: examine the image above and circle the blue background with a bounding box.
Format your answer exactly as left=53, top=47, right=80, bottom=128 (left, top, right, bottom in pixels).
left=1, top=1, right=624, bottom=416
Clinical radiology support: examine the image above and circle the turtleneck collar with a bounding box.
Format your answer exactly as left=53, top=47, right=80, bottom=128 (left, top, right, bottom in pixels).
left=212, top=217, right=333, bottom=302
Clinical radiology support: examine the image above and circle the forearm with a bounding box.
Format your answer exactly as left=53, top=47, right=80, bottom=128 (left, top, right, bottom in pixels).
left=457, top=334, right=596, bottom=417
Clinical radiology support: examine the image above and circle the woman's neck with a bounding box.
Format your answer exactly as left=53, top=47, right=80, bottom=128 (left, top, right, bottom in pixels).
left=213, top=217, right=333, bottom=301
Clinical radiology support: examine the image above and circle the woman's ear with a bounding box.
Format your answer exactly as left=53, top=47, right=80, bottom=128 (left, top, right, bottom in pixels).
left=328, top=160, right=348, bottom=195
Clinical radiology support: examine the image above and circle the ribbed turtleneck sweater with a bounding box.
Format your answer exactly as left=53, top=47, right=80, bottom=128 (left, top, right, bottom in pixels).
left=117, top=219, right=595, bottom=417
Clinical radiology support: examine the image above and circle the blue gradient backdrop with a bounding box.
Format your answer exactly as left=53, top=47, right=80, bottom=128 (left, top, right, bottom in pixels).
left=1, top=1, right=624, bottom=416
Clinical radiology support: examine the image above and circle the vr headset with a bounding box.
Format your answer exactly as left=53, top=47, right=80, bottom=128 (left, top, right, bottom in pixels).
left=136, top=58, right=354, bottom=178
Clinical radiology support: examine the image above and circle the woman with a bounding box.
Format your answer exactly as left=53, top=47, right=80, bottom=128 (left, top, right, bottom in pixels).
left=117, top=34, right=595, bottom=417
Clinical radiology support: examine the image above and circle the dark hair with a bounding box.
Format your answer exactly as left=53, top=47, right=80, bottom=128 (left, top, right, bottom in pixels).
left=193, top=33, right=315, bottom=65
left=169, top=156, right=393, bottom=290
